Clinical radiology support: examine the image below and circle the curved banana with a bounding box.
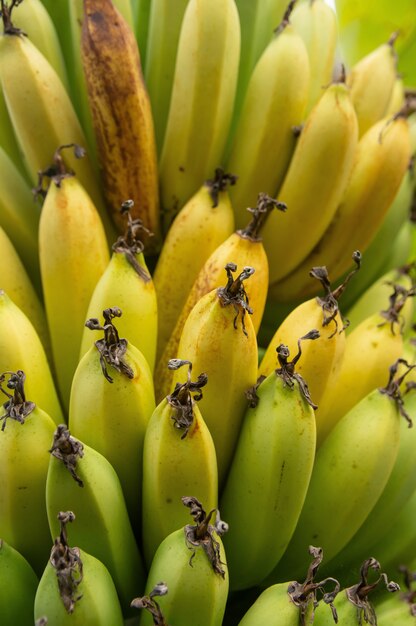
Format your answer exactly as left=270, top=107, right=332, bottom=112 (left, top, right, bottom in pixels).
left=259, top=254, right=361, bottom=408
left=159, top=0, right=240, bottom=229
left=46, top=426, right=146, bottom=614
left=133, top=0, right=152, bottom=68
left=0, top=82, right=26, bottom=178
left=347, top=34, right=398, bottom=137
left=144, top=0, right=190, bottom=154
left=38, top=146, right=110, bottom=414
left=315, top=284, right=413, bottom=445
left=262, top=79, right=359, bottom=284
left=267, top=360, right=409, bottom=584
left=0, top=291, right=63, bottom=423
left=385, top=74, right=406, bottom=116
left=69, top=307, right=155, bottom=531
left=0, top=8, right=112, bottom=238
left=219, top=331, right=319, bottom=591
left=141, top=359, right=218, bottom=567
left=153, top=168, right=235, bottom=361
left=81, top=0, right=160, bottom=244
left=269, top=113, right=411, bottom=303
left=375, top=567, right=416, bottom=626
left=0, top=370, right=56, bottom=576
left=226, top=5, right=310, bottom=229
left=34, top=511, right=125, bottom=625
left=137, top=496, right=229, bottom=626
left=290, top=0, right=338, bottom=116
left=0, top=539, right=38, bottom=626
left=171, top=264, right=259, bottom=487
left=79, top=202, right=158, bottom=372
left=155, top=195, right=284, bottom=402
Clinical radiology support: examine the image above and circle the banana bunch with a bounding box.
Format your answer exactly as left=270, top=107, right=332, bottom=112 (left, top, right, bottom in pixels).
left=1, top=0, right=416, bottom=623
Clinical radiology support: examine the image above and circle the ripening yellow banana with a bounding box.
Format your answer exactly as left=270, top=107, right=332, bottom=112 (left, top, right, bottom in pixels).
left=171, top=264, right=259, bottom=487
left=159, top=0, right=240, bottom=229
left=81, top=0, right=161, bottom=244
left=346, top=34, right=398, bottom=137
left=385, top=74, right=406, bottom=115
left=153, top=168, right=236, bottom=362
left=141, top=359, right=218, bottom=567
left=38, top=145, right=110, bottom=414
left=262, top=79, right=359, bottom=284
left=269, top=112, right=411, bottom=303
left=226, top=3, right=310, bottom=229
left=290, top=0, right=338, bottom=115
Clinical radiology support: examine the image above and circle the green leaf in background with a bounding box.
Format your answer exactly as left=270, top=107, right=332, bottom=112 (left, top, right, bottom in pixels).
left=335, top=0, right=416, bottom=88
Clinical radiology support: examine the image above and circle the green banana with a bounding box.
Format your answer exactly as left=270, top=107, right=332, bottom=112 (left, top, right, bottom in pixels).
left=34, top=511, right=125, bottom=625
left=79, top=202, right=158, bottom=372
left=0, top=290, right=63, bottom=424
left=132, top=0, right=152, bottom=68
left=220, top=331, right=319, bottom=591
left=141, top=359, right=218, bottom=568
left=226, top=2, right=311, bottom=230
left=375, top=565, right=416, bottom=626
left=267, top=360, right=412, bottom=584
left=46, top=425, right=146, bottom=614
left=0, top=74, right=27, bottom=179
left=159, top=0, right=240, bottom=229
left=0, top=539, right=38, bottom=626
left=137, top=496, right=229, bottom=626
left=171, top=264, right=259, bottom=487
left=153, top=168, right=236, bottom=362
left=0, top=370, right=56, bottom=576
left=37, top=145, right=110, bottom=413
left=69, top=307, right=155, bottom=531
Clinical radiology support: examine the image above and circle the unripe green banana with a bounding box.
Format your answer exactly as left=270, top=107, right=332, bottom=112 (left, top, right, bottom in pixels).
left=0, top=81, right=26, bottom=178
left=220, top=331, right=319, bottom=591
left=46, top=426, right=146, bottom=613
left=259, top=253, right=361, bottom=408
left=80, top=202, right=158, bottom=372
left=268, top=360, right=410, bottom=584
left=226, top=4, right=310, bottom=229
left=375, top=565, right=416, bottom=626
left=159, top=0, right=240, bottom=228
left=154, top=168, right=236, bottom=361
left=238, top=547, right=340, bottom=626
left=34, top=511, right=125, bottom=625
left=69, top=307, right=155, bottom=533
left=0, top=539, right=38, bottom=626
left=37, top=145, right=110, bottom=413
left=0, top=370, right=56, bottom=576
left=141, top=359, right=218, bottom=568
left=136, top=496, right=229, bottom=626
left=172, top=264, right=259, bottom=486
left=0, top=291, right=63, bottom=424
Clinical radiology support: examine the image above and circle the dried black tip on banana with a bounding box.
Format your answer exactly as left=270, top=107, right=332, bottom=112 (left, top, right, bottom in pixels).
left=0, top=0, right=26, bottom=36
left=275, top=331, right=320, bottom=409
left=0, top=369, right=35, bottom=430
left=239, top=192, right=287, bottom=242
left=50, top=511, right=83, bottom=614
left=33, top=143, right=85, bottom=199
left=378, top=282, right=416, bottom=335
left=85, top=307, right=134, bottom=382
left=379, top=358, right=416, bottom=427
left=112, top=200, right=152, bottom=281
left=131, top=582, right=169, bottom=625
left=49, top=425, right=84, bottom=487
left=205, top=168, right=238, bottom=208
left=166, top=359, right=208, bottom=439
left=217, top=262, right=255, bottom=335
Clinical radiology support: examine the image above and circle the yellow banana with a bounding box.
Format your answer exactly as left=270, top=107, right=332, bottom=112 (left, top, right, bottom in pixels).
left=69, top=307, right=155, bottom=531
left=259, top=253, right=361, bottom=408
left=137, top=496, right=229, bottom=626
left=155, top=195, right=284, bottom=402
left=0, top=81, right=26, bottom=178
left=46, top=426, right=146, bottom=614
left=385, top=74, right=406, bottom=115
left=153, top=168, right=236, bottom=362
left=262, top=79, right=359, bottom=284
left=144, top=0, right=190, bottom=154
left=315, top=283, right=414, bottom=445
left=0, top=539, right=38, bottom=626
left=159, top=0, right=240, bottom=229
left=290, top=0, right=338, bottom=116
left=347, top=34, right=398, bottom=137
left=226, top=4, right=310, bottom=230
left=171, top=264, right=259, bottom=487
left=0, top=370, right=56, bottom=576
left=141, top=359, right=218, bottom=567
left=269, top=113, right=411, bottom=303
left=34, top=511, right=125, bottom=625
left=38, top=145, right=110, bottom=414
left=219, top=331, right=319, bottom=591
left=0, top=291, right=63, bottom=424
left=267, top=360, right=409, bottom=584
left=81, top=0, right=160, bottom=244
left=0, top=6, right=112, bottom=238
left=79, top=202, right=158, bottom=372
